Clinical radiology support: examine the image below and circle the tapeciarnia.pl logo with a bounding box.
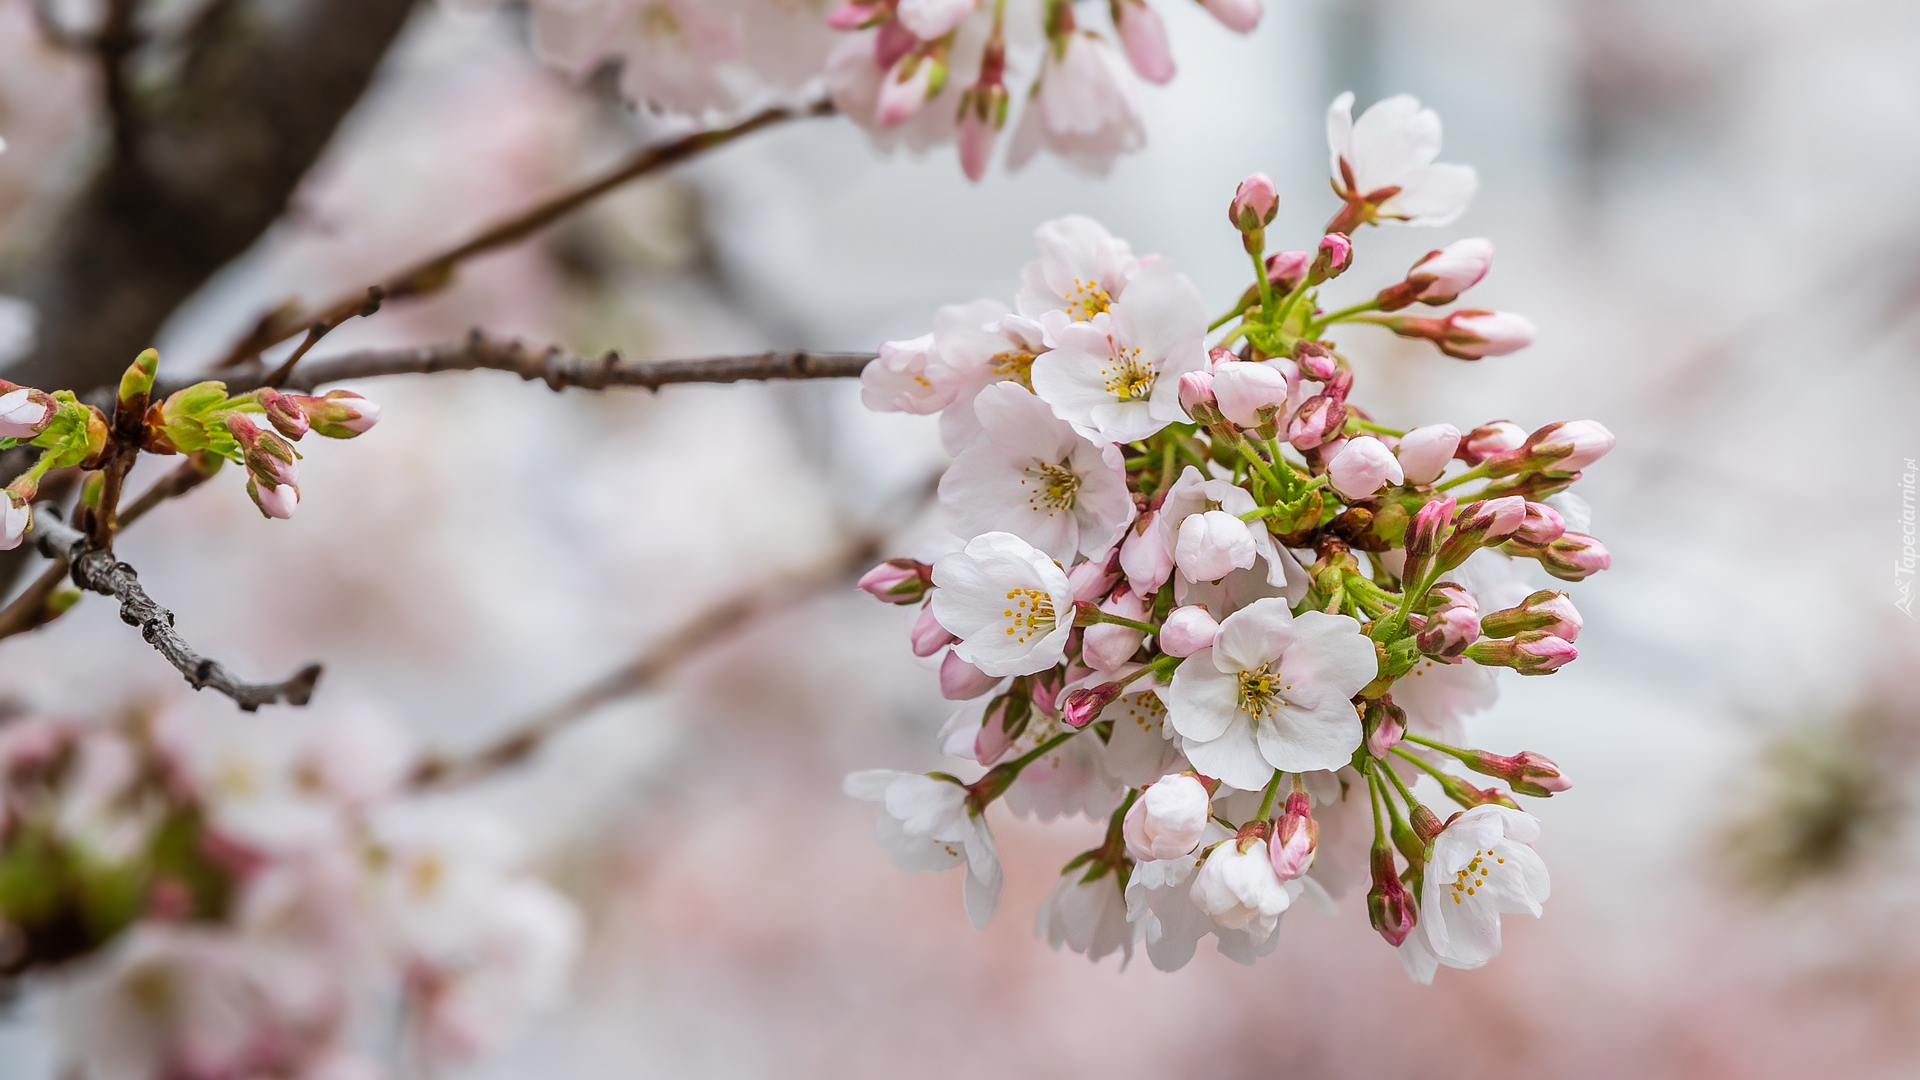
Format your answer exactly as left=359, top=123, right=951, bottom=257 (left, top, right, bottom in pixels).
left=1899, top=458, right=1916, bottom=618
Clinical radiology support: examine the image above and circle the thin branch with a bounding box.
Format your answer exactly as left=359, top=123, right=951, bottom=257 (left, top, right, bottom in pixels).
left=175, top=332, right=875, bottom=396
left=97, top=0, right=144, bottom=162
left=0, top=562, right=70, bottom=640
left=211, top=99, right=836, bottom=371
left=23, top=513, right=320, bottom=710
left=409, top=536, right=887, bottom=790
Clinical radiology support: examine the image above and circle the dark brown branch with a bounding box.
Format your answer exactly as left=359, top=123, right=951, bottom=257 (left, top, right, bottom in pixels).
left=409, top=536, right=883, bottom=790
left=23, top=513, right=320, bottom=710
left=212, top=99, right=837, bottom=371
left=181, top=332, right=875, bottom=396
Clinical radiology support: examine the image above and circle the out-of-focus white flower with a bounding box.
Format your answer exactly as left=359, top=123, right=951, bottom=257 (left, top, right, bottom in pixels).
left=1327, top=92, right=1478, bottom=227
left=1400, top=805, right=1550, bottom=983
left=845, top=769, right=1002, bottom=928
left=1198, top=0, right=1261, bottom=32
left=1167, top=598, right=1376, bottom=789
left=860, top=332, right=950, bottom=414
left=1006, top=32, right=1145, bottom=175
left=1015, top=215, right=1139, bottom=327
left=1036, top=869, right=1136, bottom=964
left=930, top=531, right=1076, bottom=677
left=938, top=383, right=1135, bottom=561
left=926, top=305, right=1049, bottom=452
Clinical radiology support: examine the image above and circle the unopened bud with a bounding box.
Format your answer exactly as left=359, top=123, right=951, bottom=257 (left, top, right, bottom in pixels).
left=1159, top=604, right=1219, bottom=657
left=117, top=349, right=158, bottom=410
left=1465, top=631, right=1576, bottom=674
left=910, top=603, right=955, bottom=656
left=1479, top=589, right=1581, bottom=641
left=1328, top=435, right=1405, bottom=500
left=1178, top=369, right=1220, bottom=424
left=1311, top=232, right=1353, bottom=283
left=298, top=390, right=379, bottom=439
left=1403, top=496, right=1455, bottom=566
left=858, top=558, right=934, bottom=604
left=1416, top=604, right=1480, bottom=658
left=1376, top=238, right=1493, bottom=311
left=1210, top=361, right=1291, bottom=430
left=1395, top=423, right=1461, bottom=485
left=1229, top=172, right=1279, bottom=234
left=1124, top=772, right=1212, bottom=862
left=1508, top=420, right=1615, bottom=477
left=1, top=491, right=30, bottom=551
left=1466, top=749, right=1571, bottom=797
left=1063, top=682, right=1123, bottom=729
left=1293, top=340, right=1338, bottom=380
left=1366, top=845, right=1417, bottom=947
left=1379, top=310, right=1536, bottom=360
left=1537, top=532, right=1610, bottom=581
left=256, top=390, right=310, bottom=440
left=227, top=414, right=300, bottom=488
left=1364, top=698, right=1407, bottom=756
left=1269, top=790, right=1318, bottom=880
left=1436, top=495, right=1527, bottom=570
left=1287, top=394, right=1347, bottom=450
left=940, top=650, right=1001, bottom=700
left=1115, top=0, right=1175, bottom=85
left=0, top=382, right=55, bottom=441
left=1067, top=553, right=1120, bottom=603
left=877, top=50, right=946, bottom=126
left=1265, top=250, right=1310, bottom=293
left=1458, top=420, right=1526, bottom=464
left=1513, top=501, right=1565, bottom=544
left=246, top=478, right=299, bottom=520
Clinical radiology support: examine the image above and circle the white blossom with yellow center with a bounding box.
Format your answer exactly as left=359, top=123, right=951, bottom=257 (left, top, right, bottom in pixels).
left=1030, top=261, right=1209, bottom=444
left=1398, top=805, right=1550, bottom=984
left=930, top=531, right=1077, bottom=677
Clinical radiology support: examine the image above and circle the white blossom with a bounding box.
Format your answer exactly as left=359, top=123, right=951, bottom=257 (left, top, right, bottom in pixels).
left=930, top=531, right=1077, bottom=677
left=1122, top=773, right=1211, bottom=862
left=1327, top=92, right=1478, bottom=226
left=1015, top=215, right=1139, bottom=327
left=1036, top=869, right=1137, bottom=964
left=844, top=769, right=1003, bottom=928
left=1006, top=32, right=1145, bottom=175
left=1401, top=805, right=1550, bottom=983
left=1190, top=837, right=1296, bottom=944
left=1030, top=262, right=1207, bottom=443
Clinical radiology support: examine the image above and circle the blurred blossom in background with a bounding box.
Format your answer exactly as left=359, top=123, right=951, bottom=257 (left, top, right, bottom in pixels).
left=2, top=0, right=1919, bottom=1076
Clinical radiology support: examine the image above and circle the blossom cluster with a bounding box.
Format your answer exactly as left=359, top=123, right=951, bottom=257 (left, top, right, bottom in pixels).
left=0, top=706, right=578, bottom=1080
left=1, top=349, right=379, bottom=550
left=463, top=0, right=1261, bottom=178
left=850, top=94, right=1608, bottom=980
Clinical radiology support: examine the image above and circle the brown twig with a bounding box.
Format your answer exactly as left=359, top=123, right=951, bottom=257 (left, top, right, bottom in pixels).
left=22, top=512, right=320, bottom=710
left=96, top=0, right=144, bottom=162
left=409, top=536, right=890, bottom=790
left=211, top=100, right=836, bottom=371
left=171, top=332, right=875, bottom=396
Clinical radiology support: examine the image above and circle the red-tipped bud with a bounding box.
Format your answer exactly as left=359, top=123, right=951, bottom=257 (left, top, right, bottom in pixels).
left=910, top=603, right=956, bottom=656
left=1367, top=845, right=1417, bottom=947
left=1265, top=250, right=1311, bottom=292
left=858, top=558, right=934, bottom=604
left=227, top=413, right=299, bottom=488
left=1436, top=495, right=1527, bottom=570
left=1293, top=340, right=1338, bottom=380
left=1378, top=310, right=1536, bottom=360
left=1465, top=631, right=1577, bottom=674
left=1177, top=369, right=1220, bottom=424
left=245, top=477, right=299, bottom=520
left=1404, top=496, right=1455, bottom=565
left=1509, top=420, right=1615, bottom=477
left=1269, top=791, right=1319, bottom=880
left=1458, top=420, right=1526, bottom=464
left=1514, top=501, right=1566, bottom=544
left=1365, top=697, right=1407, bottom=757
left=294, top=390, right=379, bottom=439
left=1063, top=682, right=1124, bottom=729
left=256, top=390, right=310, bottom=440
left=1466, top=749, right=1571, bottom=797
left=1287, top=394, right=1347, bottom=450
left=1416, top=604, right=1481, bottom=659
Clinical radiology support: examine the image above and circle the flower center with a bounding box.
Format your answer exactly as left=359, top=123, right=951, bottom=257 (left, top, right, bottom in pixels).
left=1020, top=460, right=1080, bottom=515
left=639, top=3, right=686, bottom=44
left=1000, top=588, right=1057, bottom=643
left=1447, top=847, right=1503, bottom=904
left=1100, top=347, right=1154, bottom=401
left=1066, top=277, right=1113, bottom=321
left=1236, top=665, right=1294, bottom=719
left=991, top=350, right=1036, bottom=388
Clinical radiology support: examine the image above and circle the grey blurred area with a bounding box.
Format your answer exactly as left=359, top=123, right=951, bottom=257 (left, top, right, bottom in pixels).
left=2, top=0, right=1919, bottom=1076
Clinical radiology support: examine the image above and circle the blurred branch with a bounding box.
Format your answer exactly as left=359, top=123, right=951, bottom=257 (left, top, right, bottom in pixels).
left=97, top=0, right=144, bottom=160
left=211, top=99, right=838, bottom=372
left=180, top=332, right=875, bottom=395
left=409, top=536, right=885, bottom=790
left=19, top=508, right=318, bottom=710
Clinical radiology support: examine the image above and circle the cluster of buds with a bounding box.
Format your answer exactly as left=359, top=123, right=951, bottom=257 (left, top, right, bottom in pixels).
left=1, top=378, right=108, bottom=549
left=0, top=707, right=579, bottom=1080
left=850, top=93, right=1604, bottom=981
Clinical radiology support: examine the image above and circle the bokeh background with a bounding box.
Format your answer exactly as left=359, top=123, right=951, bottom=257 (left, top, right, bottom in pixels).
left=3, top=0, right=1920, bottom=1075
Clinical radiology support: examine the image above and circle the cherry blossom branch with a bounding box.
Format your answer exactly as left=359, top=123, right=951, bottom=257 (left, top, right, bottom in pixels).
left=211, top=99, right=837, bottom=372
left=408, top=536, right=885, bottom=790
left=21, top=512, right=320, bottom=709
left=188, top=333, right=876, bottom=396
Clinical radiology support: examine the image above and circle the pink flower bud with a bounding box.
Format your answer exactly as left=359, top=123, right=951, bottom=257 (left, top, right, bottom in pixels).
left=1177, top=369, right=1219, bottom=422
left=1478, top=589, right=1582, bottom=640
left=1416, top=604, right=1481, bottom=658
left=256, top=389, right=310, bottom=440
left=1403, top=496, right=1454, bottom=563
left=1229, top=172, right=1279, bottom=233
left=1513, top=501, right=1566, bottom=545
left=227, top=414, right=300, bottom=488
left=1067, top=554, right=1120, bottom=603
left=247, top=478, right=299, bottom=520
left=1466, top=749, right=1571, bottom=797
left=910, top=603, right=955, bottom=656
left=1460, top=495, right=1527, bottom=542
left=858, top=558, right=934, bottom=604
left=956, top=81, right=1007, bottom=183
left=1175, top=510, right=1257, bottom=582
left=826, top=0, right=884, bottom=29
left=1199, top=0, right=1261, bottom=32
left=1438, top=309, right=1535, bottom=359
left=1084, top=586, right=1149, bottom=672
left=1159, top=605, right=1219, bottom=657
left=1466, top=631, right=1577, bottom=674
left=1395, top=423, right=1461, bottom=485
left=1367, top=846, right=1416, bottom=947
left=1327, top=435, right=1405, bottom=500
left=1, top=491, right=30, bottom=551
left=1365, top=698, right=1407, bottom=757
left=1287, top=394, right=1346, bottom=450
left=1269, top=790, right=1318, bottom=880
left=1116, top=0, right=1175, bottom=84
left=1377, top=238, right=1493, bottom=311
left=1119, top=513, right=1174, bottom=594
left=1124, top=773, right=1212, bottom=862
left=1520, top=420, right=1615, bottom=477
left=1210, top=361, right=1291, bottom=429
left=940, top=649, right=1001, bottom=699
left=1539, top=532, right=1610, bottom=581
left=877, top=52, right=942, bottom=126
left=1311, top=232, right=1353, bottom=282
left=0, top=384, right=56, bottom=440
left=298, top=390, right=379, bottom=438
left=1459, top=420, right=1526, bottom=464
left=1063, top=682, right=1123, bottom=729
left=1265, top=250, right=1311, bottom=292
left=1293, top=340, right=1338, bottom=380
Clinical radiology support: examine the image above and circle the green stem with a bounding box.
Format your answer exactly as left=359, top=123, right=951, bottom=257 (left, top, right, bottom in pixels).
left=1435, top=463, right=1491, bottom=492
left=1007, top=729, right=1077, bottom=775
left=1403, top=732, right=1476, bottom=765
left=1351, top=417, right=1406, bottom=438
left=1085, top=611, right=1159, bottom=635
left=1255, top=770, right=1285, bottom=821
left=1249, top=246, right=1275, bottom=314
left=1310, top=298, right=1381, bottom=333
